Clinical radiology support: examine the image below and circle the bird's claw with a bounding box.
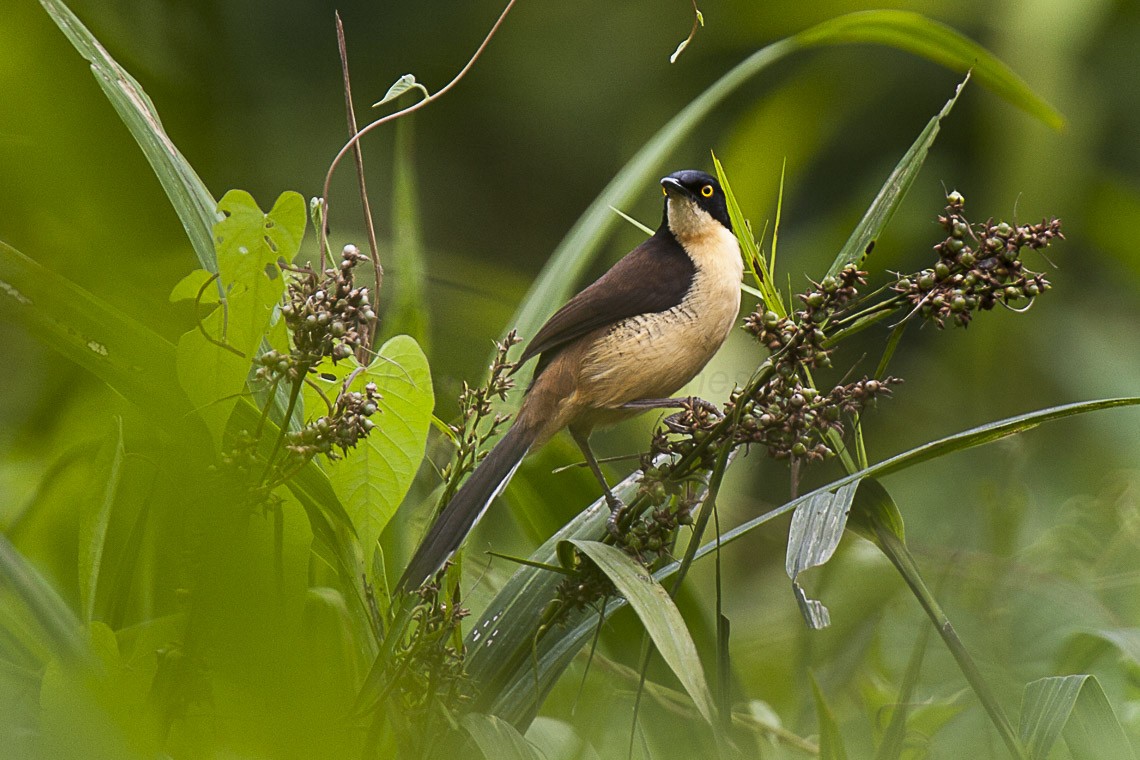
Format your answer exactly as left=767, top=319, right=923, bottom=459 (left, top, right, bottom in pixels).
left=664, top=396, right=722, bottom=432
left=687, top=396, right=723, bottom=417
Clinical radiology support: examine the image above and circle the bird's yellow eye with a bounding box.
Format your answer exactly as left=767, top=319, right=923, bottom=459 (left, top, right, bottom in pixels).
left=700, top=184, right=714, bottom=198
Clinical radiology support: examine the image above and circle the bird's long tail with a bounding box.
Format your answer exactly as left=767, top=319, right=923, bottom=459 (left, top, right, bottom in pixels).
left=397, top=420, right=537, bottom=591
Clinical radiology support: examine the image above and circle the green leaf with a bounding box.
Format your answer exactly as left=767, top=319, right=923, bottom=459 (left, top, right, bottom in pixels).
left=40, top=0, right=219, bottom=271
left=306, top=336, right=433, bottom=560
left=811, top=674, right=849, bottom=760
left=568, top=540, right=717, bottom=727
left=1019, top=675, right=1135, bottom=760
left=825, top=73, right=968, bottom=278
left=461, top=713, right=543, bottom=760
left=175, top=190, right=306, bottom=445
left=77, top=418, right=125, bottom=624
left=169, top=269, right=219, bottom=304
left=785, top=480, right=861, bottom=629
left=372, top=73, right=429, bottom=108
left=503, top=10, right=1061, bottom=386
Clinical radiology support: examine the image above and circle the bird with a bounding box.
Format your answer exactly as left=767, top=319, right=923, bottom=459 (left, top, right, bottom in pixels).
left=398, top=169, right=743, bottom=591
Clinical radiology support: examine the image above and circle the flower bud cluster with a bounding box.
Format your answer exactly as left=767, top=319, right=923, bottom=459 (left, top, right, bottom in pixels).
left=437, top=332, right=521, bottom=507
left=281, top=244, right=376, bottom=366
left=744, top=264, right=866, bottom=370
left=735, top=376, right=900, bottom=462
left=893, top=192, right=1062, bottom=327
left=285, top=382, right=380, bottom=461
left=644, top=397, right=723, bottom=470
left=555, top=555, right=615, bottom=613
left=394, top=577, right=471, bottom=715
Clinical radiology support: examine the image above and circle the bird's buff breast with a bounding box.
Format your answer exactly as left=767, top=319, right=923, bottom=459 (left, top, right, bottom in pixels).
left=578, top=226, right=742, bottom=408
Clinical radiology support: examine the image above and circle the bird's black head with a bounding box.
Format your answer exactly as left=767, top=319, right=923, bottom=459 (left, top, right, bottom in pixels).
left=660, top=170, right=733, bottom=234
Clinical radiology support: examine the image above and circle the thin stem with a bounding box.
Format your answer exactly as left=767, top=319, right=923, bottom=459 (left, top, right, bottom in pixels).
left=335, top=12, right=383, bottom=356
left=319, top=0, right=518, bottom=257
left=875, top=525, right=1027, bottom=760
left=259, top=374, right=305, bottom=485
left=253, top=375, right=281, bottom=440
left=193, top=272, right=245, bottom=358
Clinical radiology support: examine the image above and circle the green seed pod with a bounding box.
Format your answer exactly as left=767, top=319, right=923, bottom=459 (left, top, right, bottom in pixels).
left=934, top=262, right=951, bottom=280
left=918, top=271, right=936, bottom=290
left=952, top=220, right=969, bottom=238
left=947, top=237, right=965, bottom=252
left=947, top=190, right=965, bottom=206
left=959, top=250, right=976, bottom=267
left=994, top=222, right=1012, bottom=237
left=792, top=442, right=808, bottom=457
left=950, top=296, right=967, bottom=312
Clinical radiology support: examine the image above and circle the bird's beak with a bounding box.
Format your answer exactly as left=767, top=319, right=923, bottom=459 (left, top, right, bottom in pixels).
left=660, top=176, right=694, bottom=199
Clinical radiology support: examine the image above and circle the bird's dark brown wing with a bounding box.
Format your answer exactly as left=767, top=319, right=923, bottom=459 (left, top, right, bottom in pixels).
left=519, top=228, right=695, bottom=377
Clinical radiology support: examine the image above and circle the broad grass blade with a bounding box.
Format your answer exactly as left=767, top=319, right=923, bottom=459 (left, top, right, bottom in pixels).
left=568, top=540, right=717, bottom=727
left=1020, top=675, right=1136, bottom=760
left=825, top=74, right=968, bottom=278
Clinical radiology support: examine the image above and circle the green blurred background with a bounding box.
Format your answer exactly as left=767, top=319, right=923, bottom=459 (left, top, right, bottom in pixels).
left=4, top=0, right=1140, bottom=756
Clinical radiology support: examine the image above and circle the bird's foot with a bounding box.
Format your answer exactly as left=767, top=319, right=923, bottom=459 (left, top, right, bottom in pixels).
left=664, top=396, right=723, bottom=433
left=687, top=395, right=723, bottom=417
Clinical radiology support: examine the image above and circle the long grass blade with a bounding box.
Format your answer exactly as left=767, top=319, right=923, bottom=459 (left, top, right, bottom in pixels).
left=77, top=418, right=125, bottom=623
left=39, top=0, right=218, bottom=271
left=568, top=540, right=718, bottom=728
left=825, top=73, right=969, bottom=278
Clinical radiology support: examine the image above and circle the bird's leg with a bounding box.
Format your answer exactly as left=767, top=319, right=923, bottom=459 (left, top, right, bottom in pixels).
left=621, top=396, right=723, bottom=432
left=620, top=396, right=722, bottom=415
left=570, top=428, right=625, bottom=536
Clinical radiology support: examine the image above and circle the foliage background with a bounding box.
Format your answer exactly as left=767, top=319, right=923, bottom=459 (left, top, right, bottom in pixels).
left=3, top=0, right=1140, bottom=757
